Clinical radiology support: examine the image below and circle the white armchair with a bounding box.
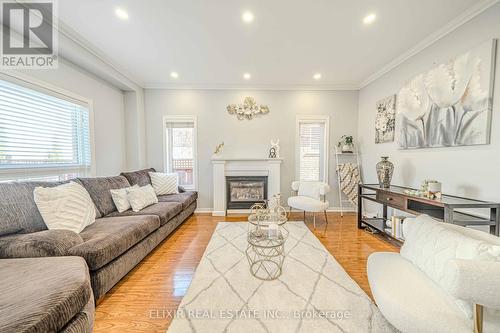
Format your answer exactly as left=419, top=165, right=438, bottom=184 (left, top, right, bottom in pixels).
left=287, top=181, right=330, bottom=231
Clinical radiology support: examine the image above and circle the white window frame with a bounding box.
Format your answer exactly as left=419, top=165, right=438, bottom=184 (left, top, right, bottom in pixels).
left=0, top=71, right=96, bottom=181
left=162, top=115, right=198, bottom=190
left=295, top=115, right=330, bottom=183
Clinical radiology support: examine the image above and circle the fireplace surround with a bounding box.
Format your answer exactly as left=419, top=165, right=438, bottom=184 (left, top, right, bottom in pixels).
left=211, top=157, right=282, bottom=216
left=226, top=176, right=268, bottom=209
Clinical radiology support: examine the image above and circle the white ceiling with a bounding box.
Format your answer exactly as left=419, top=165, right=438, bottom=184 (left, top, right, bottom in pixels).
left=56, top=0, right=493, bottom=89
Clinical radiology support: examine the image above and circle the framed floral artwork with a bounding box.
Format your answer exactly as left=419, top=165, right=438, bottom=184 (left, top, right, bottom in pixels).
left=375, top=95, right=396, bottom=144
left=397, top=39, right=496, bottom=149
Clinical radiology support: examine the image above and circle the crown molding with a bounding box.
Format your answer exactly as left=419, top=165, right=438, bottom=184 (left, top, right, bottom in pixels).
left=143, top=82, right=359, bottom=91
left=359, top=0, right=500, bottom=89
left=55, top=21, right=145, bottom=90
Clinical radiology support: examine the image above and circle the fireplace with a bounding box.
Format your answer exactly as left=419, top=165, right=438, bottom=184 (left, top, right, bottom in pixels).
left=226, top=176, right=268, bottom=209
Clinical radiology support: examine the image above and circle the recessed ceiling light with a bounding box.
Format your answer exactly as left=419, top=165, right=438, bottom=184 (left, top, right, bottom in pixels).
left=170, top=72, right=179, bottom=79
left=242, top=11, right=254, bottom=23
left=243, top=73, right=251, bottom=80
left=115, top=8, right=129, bottom=20
left=363, top=13, right=376, bottom=25
left=313, top=73, right=322, bottom=80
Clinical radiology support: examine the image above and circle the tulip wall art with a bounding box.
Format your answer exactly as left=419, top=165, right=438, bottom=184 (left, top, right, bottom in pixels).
left=397, top=39, right=496, bottom=149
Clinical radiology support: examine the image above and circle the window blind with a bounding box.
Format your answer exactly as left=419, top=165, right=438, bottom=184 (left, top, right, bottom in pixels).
left=0, top=79, right=91, bottom=171
left=165, top=120, right=195, bottom=187
left=299, top=122, right=325, bottom=181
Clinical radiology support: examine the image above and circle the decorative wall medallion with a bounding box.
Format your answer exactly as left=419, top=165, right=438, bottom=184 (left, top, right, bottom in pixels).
left=227, top=97, right=270, bottom=120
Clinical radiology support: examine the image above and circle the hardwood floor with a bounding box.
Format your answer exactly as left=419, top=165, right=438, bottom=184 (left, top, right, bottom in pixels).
left=94, top=212, right=398, bottom=333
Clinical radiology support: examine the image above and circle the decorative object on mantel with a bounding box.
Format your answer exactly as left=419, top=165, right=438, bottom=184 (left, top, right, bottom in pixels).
left=212, top=142, right=224, bottom=158
left=269, top=139, right=280, bottom=158
left=227, top=97, right=270, bottom=120
left=338, top=135, right=354, bottom=153
left=397, top=39, right=496, bottom=149
left=376, top=156, right=394, bottom=188
left=375, top=95, right=396, bottom=143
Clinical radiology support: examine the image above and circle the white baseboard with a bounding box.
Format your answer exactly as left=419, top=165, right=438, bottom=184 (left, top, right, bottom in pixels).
left=194, top=206, right=357, bottom=215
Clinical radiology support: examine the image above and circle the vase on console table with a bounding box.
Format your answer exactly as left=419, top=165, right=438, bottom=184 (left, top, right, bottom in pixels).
left=376, top=156, right=393, bottom=188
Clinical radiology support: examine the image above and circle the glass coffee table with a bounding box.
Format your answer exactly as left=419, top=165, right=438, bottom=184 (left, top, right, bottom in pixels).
left=245, top=202, right=288, bottom=280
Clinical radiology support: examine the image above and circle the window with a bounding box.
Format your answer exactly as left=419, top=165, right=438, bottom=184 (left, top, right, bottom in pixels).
left=296, top=115, right=329, bottom=182
left=0, top=75, right=93, bottom=181
left=164, top=116, right=197, bottom=189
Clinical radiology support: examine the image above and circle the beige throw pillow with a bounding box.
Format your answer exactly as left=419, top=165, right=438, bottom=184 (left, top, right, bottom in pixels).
left=110, top=185, right=139, bottom=213
left=149, top=172, right=179, bottom=195
left=34, top=181, right=97, bottom=233
left=127, top=185, right=158, bottom=212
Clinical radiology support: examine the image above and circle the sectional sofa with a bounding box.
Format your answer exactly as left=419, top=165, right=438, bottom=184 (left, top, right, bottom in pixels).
left=0, top=168, right=197, bottom=333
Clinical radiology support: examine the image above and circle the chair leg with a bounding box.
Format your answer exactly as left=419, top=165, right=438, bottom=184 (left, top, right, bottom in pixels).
left=303, top=210, right=306, bottom=222
left=474, top=304, right=483, bottom=333
left=313, top=213, right=316, bottom=230
left=323, top=210, right=328, bottom=234
left=288, top=206, right=293, bottom=219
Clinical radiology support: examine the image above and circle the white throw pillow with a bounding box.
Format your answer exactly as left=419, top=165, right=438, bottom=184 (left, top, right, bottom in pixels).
left=110, top=185, right=139, bottom=213
left=149, top=172, right=179, bottom=195
left=34, top=181, right=97, bottom=233
left=127, top=185, right=158, bottom=212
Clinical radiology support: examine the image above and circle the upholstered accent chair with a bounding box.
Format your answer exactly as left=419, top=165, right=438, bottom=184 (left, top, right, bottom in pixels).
left=287, top=181, right=330, bottom=231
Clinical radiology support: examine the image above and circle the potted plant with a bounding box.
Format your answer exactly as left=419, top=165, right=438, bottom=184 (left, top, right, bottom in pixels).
left=338, top=135, right=354, bottom=153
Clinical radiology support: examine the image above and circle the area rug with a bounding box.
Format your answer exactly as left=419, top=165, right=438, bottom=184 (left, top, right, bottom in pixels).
left=167, top=222, right=396, bottom=333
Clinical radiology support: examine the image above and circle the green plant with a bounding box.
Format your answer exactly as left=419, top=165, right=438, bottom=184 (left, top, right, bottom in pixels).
left=338, top=135, right=354, bottom=148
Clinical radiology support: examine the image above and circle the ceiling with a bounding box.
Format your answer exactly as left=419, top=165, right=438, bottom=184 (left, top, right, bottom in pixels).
left=56, top=0, right=492, bottom=89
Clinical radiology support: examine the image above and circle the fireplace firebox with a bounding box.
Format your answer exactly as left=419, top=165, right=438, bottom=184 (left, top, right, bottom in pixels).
left=226, top=176, right=268, bottom=209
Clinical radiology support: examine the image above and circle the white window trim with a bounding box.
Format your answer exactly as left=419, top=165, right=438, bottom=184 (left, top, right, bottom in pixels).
left=0, top=71, right=96, bottom=180
left=162, top=115, right=198, bottom=190
left=295, top=115, right=330, bottom=183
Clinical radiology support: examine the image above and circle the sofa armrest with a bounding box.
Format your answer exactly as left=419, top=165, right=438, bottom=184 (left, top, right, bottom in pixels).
left=0, top=229, right=84, bottom=258
left=445, top=259, right=500, bottom=309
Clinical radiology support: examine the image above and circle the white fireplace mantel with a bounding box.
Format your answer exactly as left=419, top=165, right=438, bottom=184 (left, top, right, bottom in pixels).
left=211, top=157, right=282, bottom=216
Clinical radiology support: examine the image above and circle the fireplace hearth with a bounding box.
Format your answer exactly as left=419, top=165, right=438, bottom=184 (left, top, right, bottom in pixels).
left=226, top=176, right=268, bottom=209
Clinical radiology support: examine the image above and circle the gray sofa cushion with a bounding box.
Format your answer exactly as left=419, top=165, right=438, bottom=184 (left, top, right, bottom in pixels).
left=120, top=168, right=156, bottom=187
left=60, top=293, right=94, bottom=333
left=106, top=202, right=183, bottom=226
left=0, top=256, right=93, bottom=333
left=158, top=191, right=198, bottom=210
left=69, top=215, right=160, bottom=270
left=0, top=229, right=84, bottom=258
left=0, top=181, right=68, bottom=236
left=77, top=176, right=131, bottom=216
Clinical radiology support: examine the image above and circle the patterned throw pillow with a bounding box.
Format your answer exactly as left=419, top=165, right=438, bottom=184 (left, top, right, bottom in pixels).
left=34, top=181, right=97, bottom=233
left=149, top=172, right=179, bottom=195
left=126, top=185, right=158, bottom=212
left=110, top=185, right=139, bottom=213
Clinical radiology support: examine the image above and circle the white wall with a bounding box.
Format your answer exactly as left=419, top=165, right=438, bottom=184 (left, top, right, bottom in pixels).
left=17, top=59, right=126, bottom=176
left=358, top=4, right=500, bottom=208
left=145, top=89, right=359, bottom=209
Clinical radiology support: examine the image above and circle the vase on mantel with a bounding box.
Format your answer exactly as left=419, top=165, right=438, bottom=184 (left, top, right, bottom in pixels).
left=376, top=156, right=394, bottom=188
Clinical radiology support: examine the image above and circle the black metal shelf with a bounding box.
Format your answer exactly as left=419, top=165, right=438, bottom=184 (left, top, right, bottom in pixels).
left=358, top=184, right=500, bottom=245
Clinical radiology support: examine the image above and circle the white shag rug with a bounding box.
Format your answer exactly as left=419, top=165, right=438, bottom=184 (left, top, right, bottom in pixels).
left=167, top=222, right=396, bottom=333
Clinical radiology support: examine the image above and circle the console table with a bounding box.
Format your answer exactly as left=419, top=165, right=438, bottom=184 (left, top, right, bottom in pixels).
left=358, top=184, right=500, bottom=242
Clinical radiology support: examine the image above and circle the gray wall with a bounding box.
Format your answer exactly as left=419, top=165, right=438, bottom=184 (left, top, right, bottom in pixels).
left=357, top=3, right=500, bottom=213
left=145, top=89, right=359, bottom=209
